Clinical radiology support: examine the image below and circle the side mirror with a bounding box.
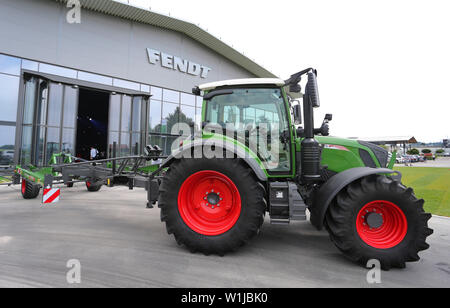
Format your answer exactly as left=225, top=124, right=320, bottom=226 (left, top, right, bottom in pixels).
left=289, top=83, right=301, bottom=93
left=314, top=113, right=333, bottom=136
left=293, top=104, right=302, bottom=125
left=192, top=86, right=201, bottom=96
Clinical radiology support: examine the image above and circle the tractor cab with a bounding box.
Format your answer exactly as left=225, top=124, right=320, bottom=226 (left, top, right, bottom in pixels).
left=196, top=78, right=293, bottom=173
left=197, top=78, right=289, bottom=134
left=193, top=69, right=325, bottom=180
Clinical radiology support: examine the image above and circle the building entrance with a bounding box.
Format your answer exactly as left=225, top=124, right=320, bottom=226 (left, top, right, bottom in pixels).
left=75, top=89, right=110, bottom=160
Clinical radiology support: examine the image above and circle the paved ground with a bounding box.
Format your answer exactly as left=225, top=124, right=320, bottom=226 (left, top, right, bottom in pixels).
left=395, top=157, right=450, bottom=168
left=0, top=184, right=449, bottom=288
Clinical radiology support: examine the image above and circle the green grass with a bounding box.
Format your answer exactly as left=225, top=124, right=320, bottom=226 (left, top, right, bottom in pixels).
left=0, top=176, right=11, bottom=184
left=394, top=167, right=450, bottom=217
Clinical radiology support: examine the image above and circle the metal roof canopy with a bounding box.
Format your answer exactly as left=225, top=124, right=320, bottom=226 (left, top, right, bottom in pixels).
left=22, top=70, right=151, bottom=96
left=54, top=0, right=277, bottom=78
left=348, top=136, right=418, bottom=145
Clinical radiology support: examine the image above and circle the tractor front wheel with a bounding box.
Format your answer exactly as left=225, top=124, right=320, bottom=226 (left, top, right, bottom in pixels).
left=21, top=178, right=40, bottom=199
left=325, top=174, right=433, bottom=270
left=159, top=158, right=266, bottom=256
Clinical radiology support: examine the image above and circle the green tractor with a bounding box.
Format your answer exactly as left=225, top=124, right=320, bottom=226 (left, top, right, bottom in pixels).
left=157, top=68, right=432, bottom=269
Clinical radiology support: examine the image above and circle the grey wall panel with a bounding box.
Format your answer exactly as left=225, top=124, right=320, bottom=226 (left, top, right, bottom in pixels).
left=0, top=0, right=256, bottom=93
left=0, top=0, right=61, bottom=61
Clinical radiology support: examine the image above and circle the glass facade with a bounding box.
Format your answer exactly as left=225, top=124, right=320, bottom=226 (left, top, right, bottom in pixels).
left=0, top=54, right=21, bottom=75
left=0, top=125, right=16, bottom=166
left=108, top=94, right=148, bottom=158
left=39, top=63, right=77, bottom=79
left=0, top=74, right=20, bottom=122
left=78, top=71, right=113, bottom=86
left=20, top=76, right=79, bottom=166
left=0, top=54, right=21, bottom=166
left=0, top=52, right=204, bottom=166
left=148, top=85, right=201, bottom=155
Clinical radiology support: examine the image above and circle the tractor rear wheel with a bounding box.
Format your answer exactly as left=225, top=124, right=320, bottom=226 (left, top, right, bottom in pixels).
left=325, top=174, right=433, bottom=270
left=21, top=178, right=40, bottom=199
left=159, top=158, right=266, bottom=256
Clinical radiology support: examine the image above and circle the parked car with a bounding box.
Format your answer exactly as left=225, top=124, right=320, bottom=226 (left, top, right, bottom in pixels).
left=3, top=150, right=14, bottom=159
left=0, top=151, right=13, bottom=166
left=403, top=155, right=416, bottom=163
left=396, top=156, right=405, bottom=163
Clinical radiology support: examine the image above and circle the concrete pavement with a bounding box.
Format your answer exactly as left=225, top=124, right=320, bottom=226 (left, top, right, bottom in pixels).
left=0, top=184, right=449, bottom=288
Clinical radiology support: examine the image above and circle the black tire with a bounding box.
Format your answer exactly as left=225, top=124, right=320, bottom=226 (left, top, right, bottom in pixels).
left=325, top=174, right=433, bottom=270
left=66, top=182, right=74, bottom=188
left=159, top=158, right=266, bottom=256
left=21, top=178, right=40, bottom=199
left=86, top=181, right=102, bottom=192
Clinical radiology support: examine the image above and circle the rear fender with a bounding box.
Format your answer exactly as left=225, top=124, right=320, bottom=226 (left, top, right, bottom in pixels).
left=310, top=167, right=401, bottom=230
left=159, top=139, right=268, bottom=182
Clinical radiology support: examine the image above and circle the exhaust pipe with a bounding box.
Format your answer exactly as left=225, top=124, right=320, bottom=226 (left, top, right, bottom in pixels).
left=301, top=71, right=321, bottom=182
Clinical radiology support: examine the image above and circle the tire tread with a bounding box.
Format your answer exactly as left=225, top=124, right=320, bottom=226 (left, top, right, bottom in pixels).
left=325, top=175, right=433, bottom=270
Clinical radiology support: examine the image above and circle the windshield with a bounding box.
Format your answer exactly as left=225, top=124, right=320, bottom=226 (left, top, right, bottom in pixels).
left=204, top=87, right=291, bottom=172
left=205, top=88, right=289, bottom=133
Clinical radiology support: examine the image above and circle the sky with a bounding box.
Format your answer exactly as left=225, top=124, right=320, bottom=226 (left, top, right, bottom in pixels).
left=128, top=0, right=449, bottom=142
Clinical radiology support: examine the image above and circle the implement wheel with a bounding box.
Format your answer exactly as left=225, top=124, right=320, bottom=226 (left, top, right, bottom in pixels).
left=159, top=158, right=266, bottom=256
left=86, top=181, right=102, bottom=192
left=21, top=178, right=40, bottom=199
left=325, top=174, right=433, bottom=270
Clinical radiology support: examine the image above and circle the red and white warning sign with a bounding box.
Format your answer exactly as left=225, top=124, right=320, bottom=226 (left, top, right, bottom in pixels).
left=42, top=187, right=60, bottom=204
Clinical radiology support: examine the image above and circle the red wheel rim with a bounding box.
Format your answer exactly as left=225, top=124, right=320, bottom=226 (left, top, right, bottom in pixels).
left=356, top=200, right=408, bottom=249
left=178, top=170, right=241, bottom=236
left=21, top=179, right=26, bottom=194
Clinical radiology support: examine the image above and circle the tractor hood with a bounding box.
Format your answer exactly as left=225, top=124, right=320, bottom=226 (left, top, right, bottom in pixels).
left=316, top=136, right=389, bottom=172
left=317, top=136, right=364, bottom=149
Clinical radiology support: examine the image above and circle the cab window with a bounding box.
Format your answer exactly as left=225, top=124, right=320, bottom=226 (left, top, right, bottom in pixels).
left=204, top=88, right=291, bottom=172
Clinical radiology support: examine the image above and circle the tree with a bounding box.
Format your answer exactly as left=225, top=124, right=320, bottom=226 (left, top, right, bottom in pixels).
left=156, top=107, right=195, bottom=134
left=421, top=149, right=432, bottom=154
left=0, top=145, right=14, bottom=150
left=436, top=149, right=444, bottom=154
left=407, top=148, right=419, bottom=155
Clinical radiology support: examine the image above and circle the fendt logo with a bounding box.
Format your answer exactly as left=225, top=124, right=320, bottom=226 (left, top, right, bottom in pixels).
left=146, top=48, right=212, bottom=79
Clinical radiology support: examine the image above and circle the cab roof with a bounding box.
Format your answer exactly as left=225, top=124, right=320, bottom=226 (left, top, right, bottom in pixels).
left=199, top=78, right=285, bottom=91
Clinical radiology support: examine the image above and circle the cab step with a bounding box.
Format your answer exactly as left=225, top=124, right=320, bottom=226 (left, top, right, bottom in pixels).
left=269, top=181, right=307, bottom=224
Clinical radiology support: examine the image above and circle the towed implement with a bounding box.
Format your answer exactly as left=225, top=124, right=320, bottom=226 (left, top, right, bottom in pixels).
left=13, top=146, right=165, bottom=206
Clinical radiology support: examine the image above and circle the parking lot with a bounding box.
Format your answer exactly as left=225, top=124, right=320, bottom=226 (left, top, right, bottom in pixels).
left=0, top=184, right=449, bottom=288
left=395, top=157, right=450, bottom=168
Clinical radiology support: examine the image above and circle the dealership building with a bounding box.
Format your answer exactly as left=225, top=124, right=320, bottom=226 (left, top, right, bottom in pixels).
left=0, top=0, right=275, bottom=167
